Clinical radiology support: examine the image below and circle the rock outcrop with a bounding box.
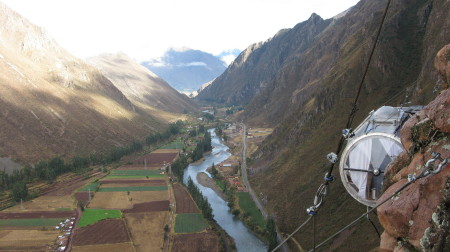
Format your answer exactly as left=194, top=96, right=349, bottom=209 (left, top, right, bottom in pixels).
left=378, top=44, right=450, bottom=252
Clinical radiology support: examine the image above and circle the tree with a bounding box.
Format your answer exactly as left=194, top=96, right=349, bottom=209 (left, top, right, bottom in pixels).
left=11, top=181, right=28, bottom=202
left=211, top=163, right=218, bottom=178
left=266, top=218, right=278, bottom=251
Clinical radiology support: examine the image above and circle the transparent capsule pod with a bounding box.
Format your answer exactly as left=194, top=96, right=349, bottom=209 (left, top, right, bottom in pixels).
left=339, top=106, right=422, bottom=207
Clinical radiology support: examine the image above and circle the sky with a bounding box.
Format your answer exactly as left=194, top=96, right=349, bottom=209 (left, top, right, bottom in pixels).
left=2, top=0, right=360, bottom=62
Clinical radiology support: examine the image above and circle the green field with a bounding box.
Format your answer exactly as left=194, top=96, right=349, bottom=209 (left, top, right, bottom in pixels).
left=0, top=218, right=62, bottom=227
left=237, top=192, right=266, bottom=228
left=174, top=213, right=209, bottom=233
left=161, top=141, right=184, bottom=149
left=98, top=186, right=168, bottom=192
left=78, top=182, right=100, bottom=192
left=78, top=209, right=122, bottom=227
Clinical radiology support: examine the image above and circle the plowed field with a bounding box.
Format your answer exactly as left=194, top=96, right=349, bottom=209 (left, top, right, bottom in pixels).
left=125, top=212, right=168, bottom=252
left=133, top=152, right=178, bottom=166
left=100, top=179, right=166, bottom=186
left=72, top=242, right=134, bottom=252
left=89, top=191, right=168, bottom=209
left=173, top=183, right=198, bottom=213
left=72, top=219, right=130, bottom=246
left=172, top=231, right=219, bottom=252
left=123, top=200, right=169, bottom=213
left=0, top=229, right=59, bottom=251
left=0, top=210, right=74, bottom=219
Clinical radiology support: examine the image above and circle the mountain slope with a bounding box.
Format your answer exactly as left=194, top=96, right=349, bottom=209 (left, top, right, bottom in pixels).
left=245, top=0, right=450, bottom=250
left=0, top=2, right=183, bottom=164
left=87, top=53, right=198, bottom=114
left=194, top=0, right=450, bottom=250
left=196, top=13, right=332, bottom=106
left=142, top=48, right=227, bottom=93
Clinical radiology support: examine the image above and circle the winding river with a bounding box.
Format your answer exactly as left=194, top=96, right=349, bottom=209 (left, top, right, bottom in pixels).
left=183, top=129, right=267, bottom=252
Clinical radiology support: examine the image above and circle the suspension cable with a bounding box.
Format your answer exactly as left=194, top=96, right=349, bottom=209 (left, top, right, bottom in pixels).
left=270, top=216, right=312, bottom=252
left=273, top=152, right=448, bottom=252
left=326, top=0, right=393, bottom=178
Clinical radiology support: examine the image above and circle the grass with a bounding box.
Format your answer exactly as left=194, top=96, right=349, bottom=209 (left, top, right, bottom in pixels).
left=78, top=182, right=100, bottom=192
left=161, top=141, right=184, bottom=149
left=78, top=209, right=122, bottom=227
left=174, top=213, right=209, bottom=233
left=56, top=208, right=72, bottom=211
left=237, top=192, right=266, bottom=228
left=0, top=218, right=62, bottom=227
left=98, top=186, right=168, bottom=192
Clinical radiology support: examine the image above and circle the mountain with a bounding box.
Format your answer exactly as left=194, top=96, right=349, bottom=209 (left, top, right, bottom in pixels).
left=196, top=0, right=450, bottom=250
left=216, top=49, right=241, bottom=66
left=141, top=48, right=227, bottom=93
left=196, top=13, right=332, bottom=106
left=87, top=53, right=198, bottom=114
left=0, top=2, right=187, bottom=164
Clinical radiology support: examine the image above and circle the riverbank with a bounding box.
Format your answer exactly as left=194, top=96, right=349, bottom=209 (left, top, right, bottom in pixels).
left=196, top=172, right=227, bottom=201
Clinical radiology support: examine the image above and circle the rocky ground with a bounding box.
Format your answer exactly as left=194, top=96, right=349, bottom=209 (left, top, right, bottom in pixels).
left=377, top=44, right=450, bottom=252
left=196, top=172, right=227, bottom=201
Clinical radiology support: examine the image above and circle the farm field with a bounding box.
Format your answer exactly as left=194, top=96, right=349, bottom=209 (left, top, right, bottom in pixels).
left=78, top=182, right=100, bottom=192
left=173, top=183, right=199, bottom=213
left=89, top=191, right=169, bottom=209
left=78, top=209, right=122, bottom=227
left=132, top=152, right=178, bottom=166
left=3, top=195, right=75, bottom=211
left=0, top=210, right=74, bottom=219
left=237, top=192, right=266, bottom=228
left=111, top=170, right=164, bottom=176
left=71, top=242, right=134, bottom=252
left=174, top=213, right=209, bottom=233
left=73, top=219, right=130, bottom=246
left=100, top=179, right=166, bottom=187
left=123, top=200, right=170, bottom=213
left=0, top=229, right=59, bottom=251
left=172, top=230, right=219, bottom=252
left=125, top=212, right=168, bottom=252
left=0, top=218, right=63, bottom=227
left=98, top=185, right=168, bottom=192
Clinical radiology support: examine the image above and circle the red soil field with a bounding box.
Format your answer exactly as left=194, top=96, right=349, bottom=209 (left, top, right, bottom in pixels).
left=43, top=172, right=104, bottom=196
left=101, top=179, right=166, bottom=186
left=123, top=200, right=170, bottom=213
left=0, top=211, right=75, bottom=219
left=72, top=219, right=130, bottom=246
left=118, top=164, right=161, bottom=170
left=172, top=230, right=219, bottom=252
left=173, top=183, right=199, bottom=214
left=132, top=152, right=178, bottom=166
left=74, top=192, right=92, bottom=207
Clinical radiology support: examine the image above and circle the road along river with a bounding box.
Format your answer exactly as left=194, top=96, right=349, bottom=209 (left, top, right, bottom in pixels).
left=183, top=129, right=267, bottom=252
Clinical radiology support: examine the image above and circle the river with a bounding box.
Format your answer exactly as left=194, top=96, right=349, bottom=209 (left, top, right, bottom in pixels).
left=183, top=129, right=267, bottom=252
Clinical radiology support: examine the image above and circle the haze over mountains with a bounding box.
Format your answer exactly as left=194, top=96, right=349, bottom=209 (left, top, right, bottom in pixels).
left=142, top=48, right=239, bottom=93
left=0, top=2, right=196, bottom=164
left=197, top=0, right=449, bottom=250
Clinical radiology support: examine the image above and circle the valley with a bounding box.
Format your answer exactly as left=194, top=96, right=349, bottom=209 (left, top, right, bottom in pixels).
left=0, top=0, right=449, bottom=251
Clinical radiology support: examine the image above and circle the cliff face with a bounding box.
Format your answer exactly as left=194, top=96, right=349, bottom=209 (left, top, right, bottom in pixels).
left=377, top=45, right=450, bottom=252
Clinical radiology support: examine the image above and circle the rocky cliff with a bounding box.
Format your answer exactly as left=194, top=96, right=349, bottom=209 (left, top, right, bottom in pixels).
left=377, top=45, right=450, bottom=252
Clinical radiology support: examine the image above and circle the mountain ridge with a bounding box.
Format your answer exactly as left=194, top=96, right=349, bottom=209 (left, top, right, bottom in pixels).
left=0, top=2, right=188, bottom=164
